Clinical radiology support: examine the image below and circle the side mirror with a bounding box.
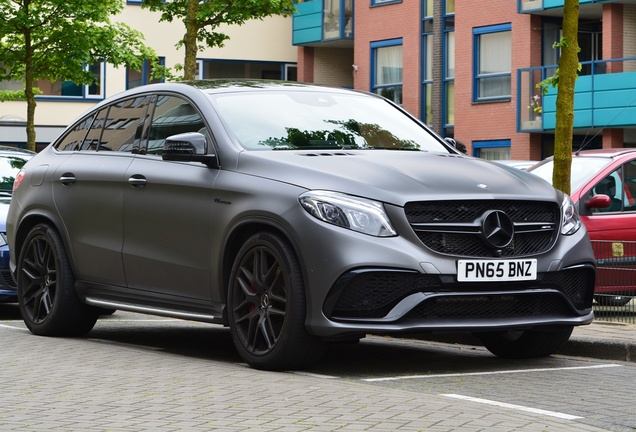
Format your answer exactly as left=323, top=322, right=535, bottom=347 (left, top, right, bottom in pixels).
left=445, top=137, right=467, bottom=154
left=585, top=194, right=611, bottom=209
left=163, top=132, right=218, bottom=168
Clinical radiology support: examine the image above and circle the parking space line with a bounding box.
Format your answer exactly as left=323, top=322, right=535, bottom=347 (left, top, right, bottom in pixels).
left=441, top=394, right=583, bottom=420
left=362, top=363, right=623, bottom=382
left=0, top=323, right=29, bottom=331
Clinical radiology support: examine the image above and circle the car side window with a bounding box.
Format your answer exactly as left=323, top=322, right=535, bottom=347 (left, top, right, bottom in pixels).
left=54, top=114, right=96, bottom=151
left=146, top=95, right=206, bottom=156
left=82, top=107, right=109, bottom=151
left=622, top=160, right=636, bottom=212
left=591, top=169, right=623, bottom=213
left=98, top=96, right=153, bottom=152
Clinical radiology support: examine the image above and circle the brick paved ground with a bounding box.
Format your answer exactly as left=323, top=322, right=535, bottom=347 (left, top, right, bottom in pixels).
left=0, top=315, right=620, bottom=432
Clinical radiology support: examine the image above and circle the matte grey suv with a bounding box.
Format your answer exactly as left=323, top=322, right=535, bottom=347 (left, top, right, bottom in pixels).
left=8, top=80, right=596, bottom=370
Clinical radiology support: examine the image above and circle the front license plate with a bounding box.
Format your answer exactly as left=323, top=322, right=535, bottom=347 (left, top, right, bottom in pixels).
left=457, top=259, right=537, bottom=282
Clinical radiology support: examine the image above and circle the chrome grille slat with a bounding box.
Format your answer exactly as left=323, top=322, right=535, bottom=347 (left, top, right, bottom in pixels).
left=405, top=200, right=560, bottom=258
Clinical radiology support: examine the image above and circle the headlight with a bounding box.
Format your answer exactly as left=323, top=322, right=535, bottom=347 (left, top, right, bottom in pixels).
left=0, top=233, right=7, bottom=248
left=561, top=194, right=581, bottom=235
left=299, top=191, right=397, bottom=237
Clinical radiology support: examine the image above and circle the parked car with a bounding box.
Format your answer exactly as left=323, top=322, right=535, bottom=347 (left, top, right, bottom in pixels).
left=8, top=80, right=596, bottom=370
left=0, top=146, right=35, bottom=302
left=528, top=148, right=636, bottom=306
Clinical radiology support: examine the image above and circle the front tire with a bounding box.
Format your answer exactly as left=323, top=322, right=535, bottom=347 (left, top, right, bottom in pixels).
left=227, top=232, right=325, bottom=371
left=17, top=224, right=98, bottom=336
left=477, top=326, right=573, bottom=359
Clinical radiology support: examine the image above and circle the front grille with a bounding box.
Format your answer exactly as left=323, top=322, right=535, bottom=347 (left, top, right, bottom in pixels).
left=405, top=200, right=560, bottom=258
left=327, top=271, right=441, bottom=318
left=326, top=267, right=594, bottom=321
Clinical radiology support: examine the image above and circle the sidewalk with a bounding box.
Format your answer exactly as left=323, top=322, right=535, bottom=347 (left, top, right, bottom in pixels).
left=559, top=320, right=636, bottom=362
left=417, top=320, right=636, bottom=363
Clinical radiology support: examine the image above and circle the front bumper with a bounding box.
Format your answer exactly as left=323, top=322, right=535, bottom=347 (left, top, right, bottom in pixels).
left=295, top=201, right=596, bottom=338
left=321, top=264, right=594, bottom=332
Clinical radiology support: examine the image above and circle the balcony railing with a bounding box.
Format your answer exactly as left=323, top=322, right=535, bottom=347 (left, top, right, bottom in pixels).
left=518, top=57, right=636, bottom=132
left=519, top=0, right=610, bottom=13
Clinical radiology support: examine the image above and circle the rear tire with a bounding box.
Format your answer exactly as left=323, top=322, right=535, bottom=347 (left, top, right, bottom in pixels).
left=476, top=326, right=573, bottom=359
left=227, top=232, right=325, bottom=371
left=594, top=295, right=632, bottom=307
left=17, top=224, right=98, bottom=336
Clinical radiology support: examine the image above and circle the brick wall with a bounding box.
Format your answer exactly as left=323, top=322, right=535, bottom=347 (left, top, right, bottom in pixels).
left=624, top=5, right=636, bottom=70
left=353, top=0, right=421, bottom=117
left=314, top=48, right=354, bottom=87
left=453, top=1, right=539, bottom=159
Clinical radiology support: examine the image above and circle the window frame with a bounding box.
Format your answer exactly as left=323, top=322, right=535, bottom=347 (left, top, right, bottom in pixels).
left=472, top=139, right=511, bottom=159
left=370, top=38, right=403, bottom=105
left=36, top=62, right=106, bottom=101
left=371, top=0, right=401, bottom=6
left=473, top=23, right=512, bottom=102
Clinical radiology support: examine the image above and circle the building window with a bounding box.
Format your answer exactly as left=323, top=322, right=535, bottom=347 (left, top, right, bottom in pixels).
left=36, top=62, right=104, bottom=99
left=126, top=58, right=165, bottom=89
left=371, top=39, right=403, bottom=104
left=421, top=1, right=433, bottom=125
left=473, top=139, right=511, bottom=159
left=197, top=59, right=293, bottom=80
left=474, top=24, right=511, bottom=101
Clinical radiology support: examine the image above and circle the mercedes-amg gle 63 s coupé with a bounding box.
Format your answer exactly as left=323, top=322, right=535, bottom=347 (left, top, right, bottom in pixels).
left=7, top=80, right=596, bottom=370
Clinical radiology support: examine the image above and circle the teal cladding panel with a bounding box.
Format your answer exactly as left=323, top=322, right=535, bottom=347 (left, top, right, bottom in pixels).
left=540, top=71, right=636, bottom=130
left=544, top=0, right=594, bottom=8
left=293, top=1, right=323, bottom=45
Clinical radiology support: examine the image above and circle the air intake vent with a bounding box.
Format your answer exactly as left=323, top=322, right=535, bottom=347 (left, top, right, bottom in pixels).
left=300, top=152, right=355, bottom=157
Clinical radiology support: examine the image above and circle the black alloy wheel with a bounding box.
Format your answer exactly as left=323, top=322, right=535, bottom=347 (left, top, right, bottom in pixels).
left=17, top=224, right=98, bottom=336
left=228, top=232, right=325, bottom=370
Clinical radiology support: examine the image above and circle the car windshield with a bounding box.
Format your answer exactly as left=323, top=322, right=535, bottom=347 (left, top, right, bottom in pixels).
left=209, top=90, right=449, bottom=152
left=528, top=156, right=613, bottom=191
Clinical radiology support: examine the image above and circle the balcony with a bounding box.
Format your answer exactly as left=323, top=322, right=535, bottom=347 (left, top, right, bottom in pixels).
left=519, top=58, right=636, bottom=132
left=519, top=0, right=610, bottom=13
left=293, top=0, right=353, bottom=46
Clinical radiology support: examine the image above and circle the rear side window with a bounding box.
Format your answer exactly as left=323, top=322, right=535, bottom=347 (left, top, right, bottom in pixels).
left=99, top=96, right=153, bottom=152
left=147, top=95, right=206, bottom=155
left=55, top=115, right=96, bottom=151
left=54, top=95, right=152, bottom=153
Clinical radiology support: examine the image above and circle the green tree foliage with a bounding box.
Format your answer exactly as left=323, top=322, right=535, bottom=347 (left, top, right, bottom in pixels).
left=142, top=0, right=296, bottom=80
left=0, top=0, right=160, bottom=151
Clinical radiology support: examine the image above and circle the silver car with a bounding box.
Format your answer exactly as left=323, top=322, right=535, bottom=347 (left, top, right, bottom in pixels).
left=7, top=80, right=596, bottom=370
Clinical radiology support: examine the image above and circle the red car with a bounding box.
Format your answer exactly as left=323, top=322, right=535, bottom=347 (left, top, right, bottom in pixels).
left=529, top=148, right=636, bottom=306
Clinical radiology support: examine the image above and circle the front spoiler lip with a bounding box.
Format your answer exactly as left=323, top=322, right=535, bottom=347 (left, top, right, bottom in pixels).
left=310, top=311, right=595, bottom=338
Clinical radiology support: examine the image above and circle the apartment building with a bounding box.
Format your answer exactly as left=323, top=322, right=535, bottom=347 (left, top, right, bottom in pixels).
left=0, top=2, right=298, bottom=149
left=293, top=0, right=636, bottom=159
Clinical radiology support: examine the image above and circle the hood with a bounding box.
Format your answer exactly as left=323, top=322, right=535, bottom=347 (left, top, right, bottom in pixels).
left=237, top=150, right=560, bottom=206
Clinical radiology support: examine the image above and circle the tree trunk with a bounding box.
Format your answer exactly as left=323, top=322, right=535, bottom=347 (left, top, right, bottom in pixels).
left=24, top=30, right=37, bottom=152
left=552, top=0, right=580, bottom=196
left=182, top=0, right=199, bottom=80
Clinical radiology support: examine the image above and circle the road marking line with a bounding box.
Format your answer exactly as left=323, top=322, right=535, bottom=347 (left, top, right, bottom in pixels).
left=293, top=371, right=339, bottom=379
left=441, top=393, right=583, bottom=420
left=362, top=363, right=622, bottom=382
